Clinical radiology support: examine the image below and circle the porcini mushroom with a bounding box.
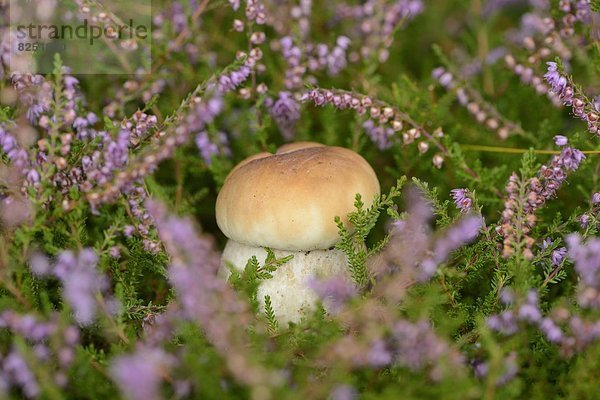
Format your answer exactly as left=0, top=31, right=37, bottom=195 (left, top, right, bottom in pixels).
left=216, top=142, right=380, bottom=323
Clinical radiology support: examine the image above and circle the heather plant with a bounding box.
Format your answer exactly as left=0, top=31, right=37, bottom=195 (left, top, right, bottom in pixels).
left=1, top=0, right=600, bottom=399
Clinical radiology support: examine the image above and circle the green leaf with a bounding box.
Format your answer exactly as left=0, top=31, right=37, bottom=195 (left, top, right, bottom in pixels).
left=335, top=178, right=406, bottom=288
left=264, top=295, right=279, bottom=334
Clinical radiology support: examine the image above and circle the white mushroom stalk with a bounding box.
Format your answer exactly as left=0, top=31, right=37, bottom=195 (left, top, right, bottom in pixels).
left=216, top=142, right=380, bottom=323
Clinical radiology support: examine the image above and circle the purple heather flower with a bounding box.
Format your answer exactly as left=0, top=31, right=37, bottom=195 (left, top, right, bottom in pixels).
left=544, top=62, right=567, bottom=96
left=438, top=71, right=454, bottom=88
left=472, top=360, right=489, bottom=378
left=460, top=47, right=507, bottom=77
left=2, top=349, right=39, bottom=398
left=330, top=385, right=357, bottom=400
left=58, top=347, right=75, bottom=367
left=269, top=92, right=301, bottom=140
left=450, top=188, right=473, bottom=213
left=51, top=249, right=111, bottom=325
left=580, top=213, right=591, bottom=229
left=518, top=291, right=541, bottom=323
left=0, top=311, right=55, bottom=342
left=218, top=65, right=251, bottom=93
left=64, top=326, right=80, bottom=346
left=593, top=193, right=600, bottom=205
left=566, top=234, right=600, bottom=288
left=146, top=200, right=226, bottom=316
left=195, top=131, right=219, bottom=165
left=543, top=62, right=599, bottom=135
left=540, top=238, right=553, bottom=250
left=63, top=75, right=79, bottom=91
left=0, top=196, right=32, bottom=228
left=206, top=96, right=223, bottom=119
left=87, top=112, right=99, bottom=125
left=33, top=344, right=50, bottom=361
left=405, top=0, right=425, bottom=16
left=500, top=288, right=515, bottom=305
left=73, top=117, right=88, bottom=130
left=367, top=339, right=393, bottom=367
left=128, top=112, right=158, bottom=139
left=309, top=275, right=357, bottom=315
left=61, top=251, right=107, bottom=325
left=109, top=247, right=121, bottom=259
left=379, top=187, right=433, bottom=277
left=81, top=155, right=93, bottom=171
left=123, top=225, right=136, bottom=238
left=0, top=126, right=30, bottom=170
left=487, top=311, right=518, bottom=335
left=180, top=94, right=226, bottom=154
left=496, top=352, right=518, bottom=386
left=111, top=346, right=175, bottom=400
left=245, top=0, right=267, bottom=24
left=431, top=67, right=445, bottom=80
left=419, top=215, right=484, bottom=281
left=568, top=316, right=600, bottom=348
left=482, top=0, right=523, bottom=16
left=559, top=147, right=585, bottom=171
left=336, top=36, right=351, bottom=49
left=336, top=0, right=421, bottom=62
left=25, top=169, right=40, bottom=184
left=363, top=120, right=394, bottom=150
left=218, top=75, right=234, bottom=93
left=53, top=251, right=77, bottom=280
left=147, top=200, right=266, bottom=384
left=390, top=320, right=447, bottom=370
left=382, top=0, right=424, bottom=38
left=29, top=252, right=50, bottom=276
left=522, top=146, right=585, bottom=215
left=104, top=130, right=130, bottom=170
left=382, top=188, right=479, bottom=289
left=554, top=135, right=568, bottom=146
left=10, top=73, right=53, bottom=124
left=327, top=43, right=349, bottom=76
left=171, top=2, right=187, bottom=33
left=540, top=317, right=563, bottom=343
left=551, top=247, right=567, bottom=266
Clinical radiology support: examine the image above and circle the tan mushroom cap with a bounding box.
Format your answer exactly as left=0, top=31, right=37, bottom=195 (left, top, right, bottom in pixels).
left=216, top=142, right=380, bottom=251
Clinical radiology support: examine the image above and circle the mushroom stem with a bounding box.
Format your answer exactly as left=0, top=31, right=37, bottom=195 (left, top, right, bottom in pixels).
left=220, top=240, right=350, bottom=323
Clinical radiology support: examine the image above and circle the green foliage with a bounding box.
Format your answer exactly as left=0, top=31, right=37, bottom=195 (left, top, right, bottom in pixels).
left=228, top=249, right=293, bottom=311
left=264, top=295, right=279, bottom=334
left=335, top=177, right=406, bottom=287
left=412, top=177, right=452, bottom=226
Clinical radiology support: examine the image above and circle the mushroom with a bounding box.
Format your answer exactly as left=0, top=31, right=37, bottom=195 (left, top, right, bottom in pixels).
left=215, top=142, right=380, bottom=323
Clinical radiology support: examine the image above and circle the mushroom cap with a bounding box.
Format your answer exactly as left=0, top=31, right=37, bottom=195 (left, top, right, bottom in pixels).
left=216, top=142, right=380, bottom=251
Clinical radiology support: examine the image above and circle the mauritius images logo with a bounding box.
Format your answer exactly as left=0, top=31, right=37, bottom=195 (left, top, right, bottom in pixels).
left=8, top=0, right=152, bottom=74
